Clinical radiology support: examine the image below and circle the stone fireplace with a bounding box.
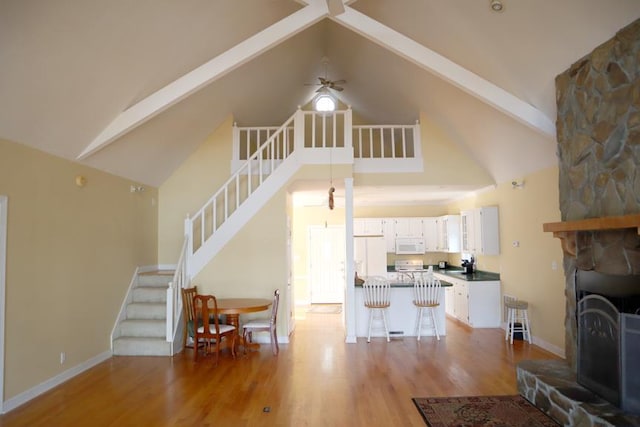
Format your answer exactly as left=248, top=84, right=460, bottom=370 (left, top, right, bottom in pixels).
left=517, top=18, right=640, bottom=427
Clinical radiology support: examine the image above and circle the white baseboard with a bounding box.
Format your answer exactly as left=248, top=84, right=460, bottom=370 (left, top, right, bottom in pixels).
left=2, top=351, right=112, bottom=414
left=501, top=323, right=565, bottom=358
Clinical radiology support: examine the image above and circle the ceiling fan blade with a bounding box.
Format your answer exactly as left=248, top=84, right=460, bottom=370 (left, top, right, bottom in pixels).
left=332, top=86, right=344, bottom=91
left=332, top=79, right=346, bottom=85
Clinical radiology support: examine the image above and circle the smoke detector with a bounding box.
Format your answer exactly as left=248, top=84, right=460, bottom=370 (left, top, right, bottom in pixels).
left=490, top=0, right=504, bottom=12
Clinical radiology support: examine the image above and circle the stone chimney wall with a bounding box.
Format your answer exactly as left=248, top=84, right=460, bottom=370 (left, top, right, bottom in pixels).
left=555, top=18, right=640, bottom=368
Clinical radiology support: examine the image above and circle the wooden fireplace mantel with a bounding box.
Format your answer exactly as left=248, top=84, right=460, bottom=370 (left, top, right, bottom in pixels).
left=543, top=214, right=640, bottom=256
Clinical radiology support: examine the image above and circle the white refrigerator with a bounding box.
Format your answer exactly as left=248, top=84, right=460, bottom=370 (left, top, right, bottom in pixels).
left=354, top=236, right=387, bottom=278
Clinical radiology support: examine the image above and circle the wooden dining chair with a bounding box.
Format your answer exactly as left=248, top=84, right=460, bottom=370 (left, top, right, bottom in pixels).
left=181, top=286, right=198, bottom=350
left=193, top=294, right=236, bottom=363
left=242, top=289, right=280, bottom=355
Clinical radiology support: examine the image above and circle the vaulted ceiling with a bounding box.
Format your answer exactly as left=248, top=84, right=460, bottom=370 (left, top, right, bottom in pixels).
left=2, top=0, right=639, bottom=194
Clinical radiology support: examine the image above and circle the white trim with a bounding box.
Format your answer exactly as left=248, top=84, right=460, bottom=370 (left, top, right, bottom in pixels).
left=77, top=3, right=327, bottom=159
left=110, top=267, right=140, bottom=345
left=501, top=324, right=565, bottom=359
left=353, top=158, right=423, bottom=173
left=2, top=351, right=112, bottom=414
left=333, top=7, right=555, bottom=137
left=0, top=196, right=7, bottom=412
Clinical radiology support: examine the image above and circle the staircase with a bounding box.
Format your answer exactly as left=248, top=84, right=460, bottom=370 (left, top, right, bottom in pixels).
left=112, top=270, right=174, bottom=356
left=110, top=107, right=423, bottom=357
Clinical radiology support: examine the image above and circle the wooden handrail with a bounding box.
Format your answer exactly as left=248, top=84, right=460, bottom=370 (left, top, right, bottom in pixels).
left=543, top=214, right=640, bottom=256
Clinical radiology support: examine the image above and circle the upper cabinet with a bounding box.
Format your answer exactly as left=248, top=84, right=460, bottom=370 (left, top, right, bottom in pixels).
left=394, top=217, right=424, bottom=238
left=382, top=218, right=396, bottom=252
left=460, top=206, right=500, bottom=255
left=353, top=218, right=384, bottom=236
left=423, top=217, right=439, bottom=252
left=436, top=215, right=460, bottom=253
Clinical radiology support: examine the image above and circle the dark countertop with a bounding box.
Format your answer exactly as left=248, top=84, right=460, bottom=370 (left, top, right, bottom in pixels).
left=387, top=265, right=500, bottom=282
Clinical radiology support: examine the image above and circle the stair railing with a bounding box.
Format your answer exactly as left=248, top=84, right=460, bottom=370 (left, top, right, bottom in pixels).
left=186, top=112, right=296, bottom=259
left=167, top=236, right=189, bottom=350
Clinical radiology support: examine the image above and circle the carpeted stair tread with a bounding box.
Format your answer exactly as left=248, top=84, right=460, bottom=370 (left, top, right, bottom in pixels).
left=113, top=336, right=171, bottom=356
left=118, top=319, right=166, bottom=337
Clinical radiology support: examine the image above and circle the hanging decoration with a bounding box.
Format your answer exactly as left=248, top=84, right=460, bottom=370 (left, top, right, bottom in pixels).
left=328, top=186, right=335, bottom=210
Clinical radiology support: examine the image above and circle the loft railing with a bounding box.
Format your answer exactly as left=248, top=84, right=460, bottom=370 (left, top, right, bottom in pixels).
left=353, top=123, right=419, bottom=159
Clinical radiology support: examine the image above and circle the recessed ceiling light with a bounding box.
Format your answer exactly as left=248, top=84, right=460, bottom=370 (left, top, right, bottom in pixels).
left=490, top=0, right=504, bottom=12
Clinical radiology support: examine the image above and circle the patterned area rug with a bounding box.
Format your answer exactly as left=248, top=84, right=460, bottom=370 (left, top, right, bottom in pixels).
left=412, top=395, right=559, bottom=426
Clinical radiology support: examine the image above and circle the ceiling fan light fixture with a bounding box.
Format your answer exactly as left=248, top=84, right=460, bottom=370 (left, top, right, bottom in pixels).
left=490, top=0, right=504, bottom=12
left=314, top=93, right=336, bottom=112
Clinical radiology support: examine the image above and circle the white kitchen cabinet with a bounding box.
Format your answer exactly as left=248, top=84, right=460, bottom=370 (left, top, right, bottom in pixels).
left=460, top=207, right=500, bottom=255
left=473, top=206, right=500, bottom=255
left=435, top=273, right=501, bottom=327
left=354, top=218, right=384, bottom=236
left=453, top=280, right=469, bottom=323
left=435, top=215, right=460, bottom=253
left=444, top=285, right=455, bottom=316
left=460, top=210, right=473, bottom=253
left=423, top=217, right=439, bottom=252
left=394, top=217, right=424, bottom=238
left=383, top=218, right=396, bottom=252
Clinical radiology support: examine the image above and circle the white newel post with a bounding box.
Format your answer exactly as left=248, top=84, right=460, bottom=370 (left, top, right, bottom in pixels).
left=294, top=106, right=305, bottom=154
left=344, top=106, right=353, bottom=152
left=413, top=119, right=422, bottom=160
left=166, top=281, right=174, bottom=342
left=232, top=122, right=240, bottom=170
left=184, top=214, right=192, bottom=278
left=344, top=177, right=357, bottom=343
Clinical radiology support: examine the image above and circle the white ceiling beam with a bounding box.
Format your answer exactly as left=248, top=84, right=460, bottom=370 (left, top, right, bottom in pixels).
left=326, top=0, right=345, bottom=16
left=77, top=1, right=328, bottom=160
left=333, top=7, right=555, bottom=137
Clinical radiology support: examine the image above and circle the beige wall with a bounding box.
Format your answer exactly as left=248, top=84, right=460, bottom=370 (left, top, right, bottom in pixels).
left=158, top=115, right=235, bottom=263
left=447, top=166, right=565, bottom=352
left=0, top=139, right=158, bottom=400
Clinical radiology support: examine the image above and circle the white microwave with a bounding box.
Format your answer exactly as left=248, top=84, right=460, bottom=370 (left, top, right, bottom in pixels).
left=395, top=238, right=425, bottom=255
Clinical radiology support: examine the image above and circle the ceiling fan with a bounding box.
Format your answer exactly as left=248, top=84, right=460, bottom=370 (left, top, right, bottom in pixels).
left=310, top=76, right=346, bottom=93
left=306, top=56, right=346, bottom=93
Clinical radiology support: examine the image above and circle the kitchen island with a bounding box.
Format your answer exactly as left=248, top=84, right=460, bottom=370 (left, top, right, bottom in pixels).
left=354, top=280, right=452, bottom=339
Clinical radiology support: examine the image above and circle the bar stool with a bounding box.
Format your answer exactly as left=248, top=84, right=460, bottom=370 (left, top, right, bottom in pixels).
left=362, top=276, right=391, bottom=342
left=504, top=298, right=532, bottom=344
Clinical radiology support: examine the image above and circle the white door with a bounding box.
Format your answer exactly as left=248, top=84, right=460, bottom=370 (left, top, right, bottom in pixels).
left=309, top=225, right=345, bottom=304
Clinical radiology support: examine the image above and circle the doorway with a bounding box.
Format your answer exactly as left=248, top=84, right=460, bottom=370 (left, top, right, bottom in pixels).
left=308, top=225, right=345, bottom=304
left=0, top=196, right=7, bottom=412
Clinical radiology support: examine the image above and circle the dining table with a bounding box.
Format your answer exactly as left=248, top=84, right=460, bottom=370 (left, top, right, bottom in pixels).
left=216, top=298, right=272, bottom=351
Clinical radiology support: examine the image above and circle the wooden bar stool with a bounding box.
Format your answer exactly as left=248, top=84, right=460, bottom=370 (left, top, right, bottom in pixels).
left=362, top=276, right=391, bottom=343
left=504, top=298, right=532, bottom=344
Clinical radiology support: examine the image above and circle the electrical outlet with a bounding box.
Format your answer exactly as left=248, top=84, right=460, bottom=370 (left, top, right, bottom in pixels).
left=551, top=260, right=558, bottom=270
left=60, top=352, right=66, bottom=364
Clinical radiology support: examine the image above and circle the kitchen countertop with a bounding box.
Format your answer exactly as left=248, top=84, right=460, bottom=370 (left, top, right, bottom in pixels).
left=355, top=280, right=453, bottom=288
left=387, top=265, right=500, bottom=282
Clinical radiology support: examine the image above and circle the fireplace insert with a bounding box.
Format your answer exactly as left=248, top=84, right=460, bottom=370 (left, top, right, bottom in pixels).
left=575, top=269, right=640, bottom=414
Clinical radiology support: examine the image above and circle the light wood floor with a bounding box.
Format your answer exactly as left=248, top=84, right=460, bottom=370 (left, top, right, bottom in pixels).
left=0, top=308, right=560, bottom=426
